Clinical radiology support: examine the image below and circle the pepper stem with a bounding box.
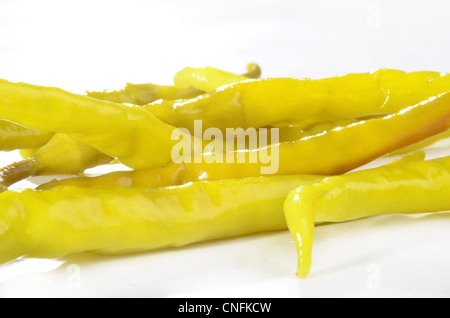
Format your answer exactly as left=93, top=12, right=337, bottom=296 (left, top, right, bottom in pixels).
left=242, top=62, right=262, bottom=79
left=0, top=158, right=41, bottom=189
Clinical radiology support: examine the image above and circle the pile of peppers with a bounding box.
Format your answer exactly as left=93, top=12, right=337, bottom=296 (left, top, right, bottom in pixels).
left=1, top=63, right=450, bottom=279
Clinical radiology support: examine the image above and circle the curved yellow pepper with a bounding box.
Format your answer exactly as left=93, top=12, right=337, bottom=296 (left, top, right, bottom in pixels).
left=0, top=152, right=423, bottom=265
left=284, top=154, right=450, bottom=279
left=0, top=174, right=321, bottom=265
left=2, top=69, right=448, bottom=172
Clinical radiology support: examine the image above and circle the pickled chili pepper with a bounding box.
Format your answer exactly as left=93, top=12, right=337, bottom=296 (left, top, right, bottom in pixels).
left=87, top=63, right=261, bottom=105
left=3, top=70, right=448, bottom=186
left=148, top=69, right=450, bottom=134
left=39, top=92, right=450, bottom=190
left=0, top=134, right=113, bottom=189
left=1, top=78, right=200, bottom=153
left=2, top=119, right=351, bottom=190
left=0, top=120, right=54, bottom=151
left=0, top=78, right=202, bottom=170
left=0, top=65, right=262, bottom=188
left=1, top=69, right=448, bottom=172
left=0, top=174, right=322, bottom=265
left=284, top=154, right=450, bottom=279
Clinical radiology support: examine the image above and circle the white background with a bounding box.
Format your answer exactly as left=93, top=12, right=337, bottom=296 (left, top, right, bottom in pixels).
left=0, top=0, right=450, bottom=298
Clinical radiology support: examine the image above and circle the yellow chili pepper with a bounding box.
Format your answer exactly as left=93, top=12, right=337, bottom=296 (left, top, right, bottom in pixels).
left=0, top=152, right=423, bottom=265
left=0, top=134, right=113, bottom=189
left=0, top=65, right=233, bottom=154
left=39, top=92, right=450, bottom=190
left=284, top=154, right=450, bottom=279
left=2, top=69, right=446, bottom=171
left=0, top=65, right=263, bottom=189
left=0, top=78, right=201, bottom=170
left=0, top=174, right=321, bottom=265
left=6, top=119, right=351, bottom=190
left=2, top=69, right=450, bottom=188
left=149, top=69, right=450, bottom=134
left=86, top=63, right=261, bottom=105
left=2, top=69, right=449, bottom=161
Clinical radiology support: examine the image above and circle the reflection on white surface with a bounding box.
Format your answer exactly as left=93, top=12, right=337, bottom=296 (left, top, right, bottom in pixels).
left=0, top=258, right=65, bottom=285
left=1, top=0, right=450, bottom=298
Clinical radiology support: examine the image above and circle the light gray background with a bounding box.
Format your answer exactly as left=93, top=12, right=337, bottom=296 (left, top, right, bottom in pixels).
left=1, top=0, right=449, bottom=92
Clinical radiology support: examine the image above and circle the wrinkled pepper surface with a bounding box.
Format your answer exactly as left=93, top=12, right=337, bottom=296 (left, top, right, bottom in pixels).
left=0, top=152, right=422, bottom=265
left=0, top=174, right=321, bottom=265
left=284, top=154, right=450, bottom=279
left=40, top=92, right=450, bottom=190
left=2, top=69, right=449, bottom=173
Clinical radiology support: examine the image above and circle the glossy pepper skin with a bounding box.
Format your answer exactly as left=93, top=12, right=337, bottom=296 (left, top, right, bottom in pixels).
left=0, top=64, right=252, bottom=157
left=40, top=92, right=450, bottom=190
left=4, top=118, right=352, bottom=190
left=284, top=155, right=450, bottom=279
left=0, top=153, right=421, bottom=265
left=148, top=69, right=450, bottom=134
left=0, top=174, right=321, bottom=265
left=0, top=78, right=201, bottom=170
left=1, top=69, right=448, bottom=172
